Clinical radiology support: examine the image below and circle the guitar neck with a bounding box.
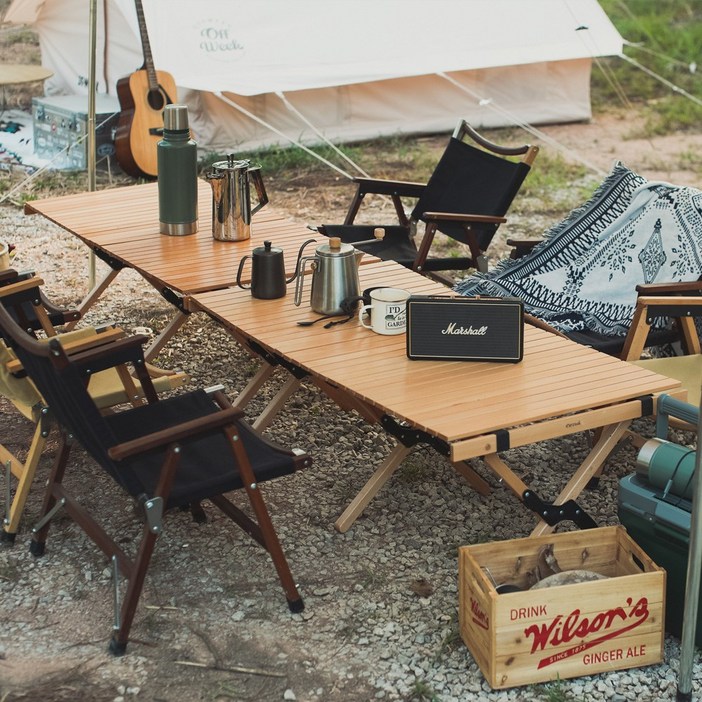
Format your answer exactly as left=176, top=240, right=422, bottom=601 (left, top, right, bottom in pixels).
left=134, top=0, right=158, bottom=91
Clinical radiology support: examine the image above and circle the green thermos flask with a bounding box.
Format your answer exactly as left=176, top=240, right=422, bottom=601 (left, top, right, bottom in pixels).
left=158, top=104, right=198, bottom=235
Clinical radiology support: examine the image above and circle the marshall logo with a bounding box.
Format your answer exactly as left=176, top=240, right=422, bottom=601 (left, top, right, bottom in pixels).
left=523, top=596, right=650, bottom=669
left=441, top=322, right=488, bottom=336
left=470, top=597, right=489, bottom=630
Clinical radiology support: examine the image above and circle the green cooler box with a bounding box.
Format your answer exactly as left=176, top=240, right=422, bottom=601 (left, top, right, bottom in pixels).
left=618, top=472, right=701, bottom=644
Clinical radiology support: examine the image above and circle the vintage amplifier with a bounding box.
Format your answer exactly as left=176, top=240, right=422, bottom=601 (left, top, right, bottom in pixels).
left=32, top=95, right=120, bottom=170
left=406, top=296, right=524, bottom=362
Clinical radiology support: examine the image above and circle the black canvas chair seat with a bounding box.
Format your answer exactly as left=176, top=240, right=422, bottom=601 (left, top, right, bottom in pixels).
left=317, top=120, right=538, bottom=280
left=105, top=390, right=299, bottom=509
left=0, top=301, right=311, bottom=655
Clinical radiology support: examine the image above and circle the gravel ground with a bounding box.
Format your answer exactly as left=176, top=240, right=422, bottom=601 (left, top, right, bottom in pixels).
left=0, top=202, right=700, bottom=702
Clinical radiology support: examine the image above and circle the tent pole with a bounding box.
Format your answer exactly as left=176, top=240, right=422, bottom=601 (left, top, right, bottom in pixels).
left=87, top=0, right=97, bottom=289
left=677, top=385, right=702, bottom=701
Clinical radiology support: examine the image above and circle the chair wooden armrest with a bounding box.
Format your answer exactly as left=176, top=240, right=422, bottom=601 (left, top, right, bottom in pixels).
left=635, top=280, right=702, bottom=295
left=621, top=295, right=702, bottom=361
left=56, top=327, right=127, bottom=353
left=0, top=276, right=46, bottom=297
left=65, top=333, right=152, bottom=371
left=344, top=178, right=426, bottom=226
left=108, top=406, right=245, bottom=460
left=635, top=295, right=702, bottom=307
left=4, top=327, right=128, bottom=375
left=422, top=211, right=507, bottom=225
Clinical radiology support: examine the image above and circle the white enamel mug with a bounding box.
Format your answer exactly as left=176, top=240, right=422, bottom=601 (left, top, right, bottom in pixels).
left=358, top=287, right=410, bottom=335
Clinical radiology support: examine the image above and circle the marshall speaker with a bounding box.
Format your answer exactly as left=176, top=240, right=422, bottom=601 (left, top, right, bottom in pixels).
left=406, top=296, right=524, bottom=362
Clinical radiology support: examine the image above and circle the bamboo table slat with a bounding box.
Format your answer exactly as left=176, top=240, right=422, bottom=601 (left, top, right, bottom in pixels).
left=24, top=181, right=376, bottom=359
left=25, top=180, right=325, bottom=296
left=191, top=259, right=683, bottom=532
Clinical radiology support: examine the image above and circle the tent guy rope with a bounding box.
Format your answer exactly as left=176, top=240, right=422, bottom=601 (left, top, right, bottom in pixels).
left=214, top=92, right=357, bottom=181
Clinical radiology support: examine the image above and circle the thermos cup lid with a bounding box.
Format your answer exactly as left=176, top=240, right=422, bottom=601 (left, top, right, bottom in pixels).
left=163, top=104, right=189, bottom=131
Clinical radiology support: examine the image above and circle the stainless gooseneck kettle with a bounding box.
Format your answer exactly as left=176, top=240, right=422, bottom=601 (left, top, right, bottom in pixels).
left=294, top=237, right=370, bottom=315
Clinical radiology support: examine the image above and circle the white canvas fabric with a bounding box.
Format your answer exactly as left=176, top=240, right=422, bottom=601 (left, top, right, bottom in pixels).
left=3, top=0, right=623, bottom=151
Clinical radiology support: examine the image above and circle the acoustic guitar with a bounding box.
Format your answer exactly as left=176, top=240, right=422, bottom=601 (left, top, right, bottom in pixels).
left=115, top=0, right=177, bottom=178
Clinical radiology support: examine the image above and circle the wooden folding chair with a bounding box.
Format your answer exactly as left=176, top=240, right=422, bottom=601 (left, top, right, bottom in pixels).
left=317, top=120, right=538, bottom=279
left=620, top=282, right=702, bottom=432
left=0, top=275, right=189, bottom=543
left=0, top=300, right=311, bottom=654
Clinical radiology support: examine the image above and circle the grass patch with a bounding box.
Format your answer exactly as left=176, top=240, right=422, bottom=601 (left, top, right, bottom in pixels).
left=433, top=613, right=462, bottom=663
left=518, top=152, right=592, bottom=214
left=593, top=1, right=702, bottom=133
left=406, top=678, right=441, bottom=702
left=200, top=132, right=440, bottom=184
left=530, top=676, right=586, bottom=702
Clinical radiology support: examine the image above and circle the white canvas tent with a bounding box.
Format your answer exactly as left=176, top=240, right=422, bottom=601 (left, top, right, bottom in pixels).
left=3, top=0, right=623, bottom=153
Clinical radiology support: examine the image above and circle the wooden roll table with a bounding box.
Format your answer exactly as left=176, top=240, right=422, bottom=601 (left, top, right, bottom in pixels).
left=191, top=259, right=683, bottom=533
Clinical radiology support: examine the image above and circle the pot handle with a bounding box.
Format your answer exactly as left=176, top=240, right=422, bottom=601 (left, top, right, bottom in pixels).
left=236, top=255, right=252, bottom=290
left=248, top=166, right=269, bottom=216
left=293, top=255, right=316, bottom=307
left=287, top=238, right=317, bottom=284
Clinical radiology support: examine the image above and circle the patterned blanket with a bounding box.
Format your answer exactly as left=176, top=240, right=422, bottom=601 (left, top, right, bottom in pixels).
left=454, top=162, right=702, bottom=336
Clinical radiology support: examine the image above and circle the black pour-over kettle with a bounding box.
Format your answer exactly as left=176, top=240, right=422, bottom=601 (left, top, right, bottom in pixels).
left=236, top=239, right=315, bottom=299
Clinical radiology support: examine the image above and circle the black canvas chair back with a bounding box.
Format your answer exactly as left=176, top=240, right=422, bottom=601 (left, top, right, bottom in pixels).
left=316, top=120, right=538, bottom=280
left=410, top=135, right=531, bottom=251
left=0, top=301, right=311, bottom=654
left=0, top=269, right=80, bottom=335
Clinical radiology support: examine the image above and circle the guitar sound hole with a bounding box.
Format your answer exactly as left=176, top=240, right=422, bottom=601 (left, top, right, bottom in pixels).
left=147, top=89, right=167, bottom=112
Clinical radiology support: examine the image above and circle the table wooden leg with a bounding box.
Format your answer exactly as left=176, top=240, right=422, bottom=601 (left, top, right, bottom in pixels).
left=144, top=311, right=190, bottom=362
left=529, top=419, right=631, bottom=536
left=252, top=376, right=302, bottom=432
left=233, top=363, right=277, bottom=410
left=452, top=461, right=491, bottom=496
left=334, top=444, right=413, bottom=533
left=64, top=268, right=120, bottom=331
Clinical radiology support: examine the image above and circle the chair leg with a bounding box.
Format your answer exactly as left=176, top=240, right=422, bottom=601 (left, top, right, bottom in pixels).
left=109, top=521, right=161, bottom=655
left=226, top=432, right=303, bottom=611
left=1, top=425, right=47, bottom=543
left=30, top=435, right=72, bottom=556
left=244, top=480, right=304, bottom=612
left=112, top=446, right=182, bottom=653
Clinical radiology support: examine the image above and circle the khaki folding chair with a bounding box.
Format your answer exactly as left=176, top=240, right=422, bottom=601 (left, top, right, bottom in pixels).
left=620, top=282, right=702, bottom=432
left=316, top=120, right=538, bottom=279
left=0, top=275, right=189, bottom=543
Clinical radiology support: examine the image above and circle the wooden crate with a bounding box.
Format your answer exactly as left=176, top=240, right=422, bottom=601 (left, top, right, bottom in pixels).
left=458, top=526, right=665, bottom=689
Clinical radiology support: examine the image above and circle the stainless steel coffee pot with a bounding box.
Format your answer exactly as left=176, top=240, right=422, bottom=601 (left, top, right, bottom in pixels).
left=294, top=237, right=366, bottom=315
left=205, top=155, right=268, bottom=241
